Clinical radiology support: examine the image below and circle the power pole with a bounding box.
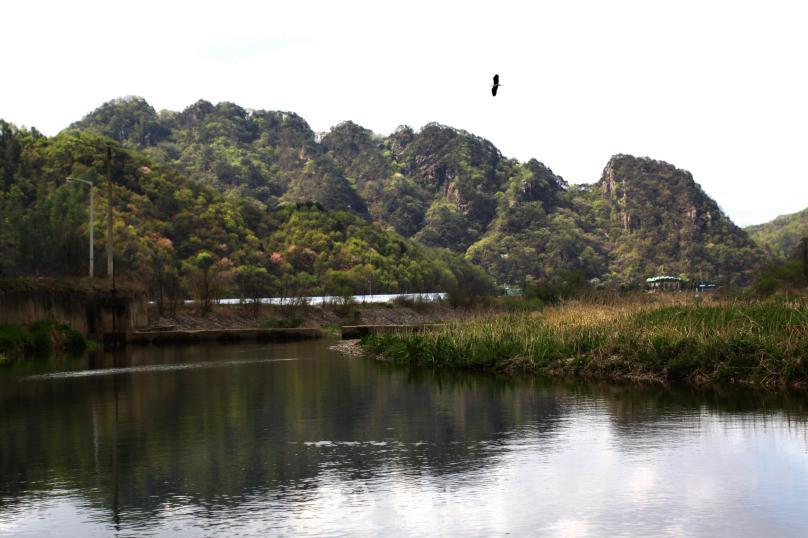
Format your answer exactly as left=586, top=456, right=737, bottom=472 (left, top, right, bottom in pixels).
left=801, top=237, right=808, bottom=281
left=106, top=145, right=114, bottom=287
left=89, top=185, right=94, bottom=278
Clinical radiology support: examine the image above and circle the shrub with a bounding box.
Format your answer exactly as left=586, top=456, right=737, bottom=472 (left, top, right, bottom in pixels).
left=0, top=325, right=30, bottom=356
left=63, top=328, right=88, bottom=354
left=30, top=326, right=54, bottom=357
left=0, top=321, right=88, bottom=361
left=259, top=316, right=303, bottom=329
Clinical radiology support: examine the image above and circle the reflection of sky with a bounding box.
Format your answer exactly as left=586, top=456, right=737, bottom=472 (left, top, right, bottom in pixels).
left=4, top=405, right=807, bottom=537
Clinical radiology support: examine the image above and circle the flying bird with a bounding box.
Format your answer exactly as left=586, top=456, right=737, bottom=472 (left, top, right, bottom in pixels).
left=491, top=74, right=501, bottom=96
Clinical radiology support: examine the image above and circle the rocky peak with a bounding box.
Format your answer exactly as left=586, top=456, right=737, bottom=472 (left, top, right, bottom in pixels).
left=69, top=96, right=167, bottom=146
left=251, top=110, right=316, bottom=148
left=322, top=121, right=376, bottom=156
left=600, top=154, right=690, bottom=192
left=388, top=125, right=415, bottom=156
left=177, top=99, right=216, bottom=127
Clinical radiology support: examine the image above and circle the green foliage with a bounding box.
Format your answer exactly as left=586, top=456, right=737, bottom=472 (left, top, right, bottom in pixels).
left=30, top=326, right=54, bottom=356
left=182, top=252, right=232, bottom=316
left=70, top=97, right=169, bottom=147
left=746, top=207, right=808, bottom=258
left=262, top=204, right=494, bottom=297
left=524, top=269, right=593, bottom=304
left=7, top=99, right=769, bottom=296
left=588, top=155, right=763, bottom=287
left=0, top=324, right=30, bottom=356
left=63, top=327, right=88, bottom=354
left=748, top=240, right=808, bottom=297
left=0, top=123, right=490, bottom=304
left=191, top=251, right=216, bottom=270
left=362, top=302, right=808, bottom=387
left=0, top=321, right=88, bottom=361
left=497, top=296, right=545, bottom=312
left=72, top=98, right=367, bottom=212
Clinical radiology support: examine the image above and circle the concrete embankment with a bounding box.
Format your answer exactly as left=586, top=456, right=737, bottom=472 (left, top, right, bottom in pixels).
left=1, top=283, right=148, bottom=339
left=130, top=327, right=322, bottom=344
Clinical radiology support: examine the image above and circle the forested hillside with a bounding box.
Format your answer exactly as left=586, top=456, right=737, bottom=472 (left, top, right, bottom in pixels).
left=39, top=96, right=769, bottom=288
left=0, top=120, right=492, bottom=303
left=746, top=207, right=808, bottom=258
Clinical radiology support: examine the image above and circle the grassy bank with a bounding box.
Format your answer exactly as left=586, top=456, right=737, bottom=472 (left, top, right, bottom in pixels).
left=361, top=300, right=808, bottom=388
left=0, top=321, right=89, bottom=363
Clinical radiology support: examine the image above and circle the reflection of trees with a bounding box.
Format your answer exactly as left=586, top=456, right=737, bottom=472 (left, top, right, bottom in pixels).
left=0, top=342, right=568, bottom=525
left=553, top=378, right=808, bottom=450
left=2, top=343, right=807, bottom=529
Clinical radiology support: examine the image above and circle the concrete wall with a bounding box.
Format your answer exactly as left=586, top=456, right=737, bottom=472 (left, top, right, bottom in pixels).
left=0, top=289, right=148, bottom=334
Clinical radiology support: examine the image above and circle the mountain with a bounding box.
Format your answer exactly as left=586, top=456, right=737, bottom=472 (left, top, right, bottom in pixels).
left=465, top=160, right=605, bottom=285
left=0, top=120, right=492, bottom=301
left=746, top=207, right=808, bottom=258
left=67, top=97, right=764, bottom=287
left=591, top=155, right=763, bottom=286
left=71, top=97, right=368, bottom=214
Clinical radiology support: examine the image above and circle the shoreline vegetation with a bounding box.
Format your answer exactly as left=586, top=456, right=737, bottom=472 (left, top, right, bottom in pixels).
left=0, top=320, right=89, bottom=363
left=6, top=292, right=808, bottom=391
left=360, top=296, right=808, bottom=389
left=0, top=297, right=456, bottom=363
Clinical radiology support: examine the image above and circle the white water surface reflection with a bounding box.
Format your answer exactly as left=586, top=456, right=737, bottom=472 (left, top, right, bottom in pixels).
left=1, top=341, right=807, bottom=536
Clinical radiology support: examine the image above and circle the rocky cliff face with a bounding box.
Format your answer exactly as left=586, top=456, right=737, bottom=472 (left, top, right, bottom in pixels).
left=594, top=155, right=763, bottom=285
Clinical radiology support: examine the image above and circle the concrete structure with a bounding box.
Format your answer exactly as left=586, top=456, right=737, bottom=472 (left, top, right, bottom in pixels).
left=129, top=327, right=321, bottom=344
left=645, top=275, right=684, bottom=291
left=0, top=286, right=148, bottom=343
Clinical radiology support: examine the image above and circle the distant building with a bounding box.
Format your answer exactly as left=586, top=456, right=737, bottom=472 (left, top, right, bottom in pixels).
left=503, top=286, right=523, bottom=297
left=645, top=275, right=684, bottom=291
left=696, top=283, right=717, bottom=292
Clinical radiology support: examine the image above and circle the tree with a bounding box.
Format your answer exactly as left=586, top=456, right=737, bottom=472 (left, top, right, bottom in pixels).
left=234, top=264, right=270, bottom=316
left=183, top=251, right=231, bottom=316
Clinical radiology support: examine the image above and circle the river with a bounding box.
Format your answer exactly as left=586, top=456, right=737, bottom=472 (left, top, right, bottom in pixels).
left=1, top=340, right=807, bottom=536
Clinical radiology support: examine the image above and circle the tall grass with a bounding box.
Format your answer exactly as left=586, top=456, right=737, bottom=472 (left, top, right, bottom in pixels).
left=361, top=299, right=808, bottom=387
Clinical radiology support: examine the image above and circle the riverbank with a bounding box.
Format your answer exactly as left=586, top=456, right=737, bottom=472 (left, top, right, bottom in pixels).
left=130, top=327, right=321, bottom=344
left=359, top=299, right=808, bottom=389
left=147, top=301, right=461, bottom=333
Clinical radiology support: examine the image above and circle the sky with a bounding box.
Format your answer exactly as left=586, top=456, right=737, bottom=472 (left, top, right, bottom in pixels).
left=2, top=0, right=807, bottom=226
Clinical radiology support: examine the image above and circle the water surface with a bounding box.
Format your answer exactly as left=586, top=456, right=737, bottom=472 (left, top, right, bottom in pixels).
left=1, top=341, right=807, bottom=536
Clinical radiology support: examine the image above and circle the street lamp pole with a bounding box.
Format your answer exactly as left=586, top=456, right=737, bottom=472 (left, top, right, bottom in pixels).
left=67, top=177, right=94, bottom=277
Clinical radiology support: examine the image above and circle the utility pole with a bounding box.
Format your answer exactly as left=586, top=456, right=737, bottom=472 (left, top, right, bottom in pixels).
left=68, top=135, right=121, bottom=288
left=106, top=145, right=115, bottom=289
left=67, top=177, right=94, bottom=277
left=801, top=237, right=808, bottom=281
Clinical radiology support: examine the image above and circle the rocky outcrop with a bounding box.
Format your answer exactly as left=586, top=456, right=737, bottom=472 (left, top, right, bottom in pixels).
left=594, top=154, right=764, bottom=285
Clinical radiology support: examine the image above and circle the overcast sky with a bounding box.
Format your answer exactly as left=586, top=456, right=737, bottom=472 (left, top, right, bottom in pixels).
left=2, top=0, right=806, bottom=226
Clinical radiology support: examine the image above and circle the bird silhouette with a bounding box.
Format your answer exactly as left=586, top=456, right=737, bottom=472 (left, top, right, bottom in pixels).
left=491, top=74, right=501, bottom=96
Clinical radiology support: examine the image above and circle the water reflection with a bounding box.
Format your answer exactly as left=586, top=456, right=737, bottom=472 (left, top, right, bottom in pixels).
left=1, top=341, right=807, bottom=536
